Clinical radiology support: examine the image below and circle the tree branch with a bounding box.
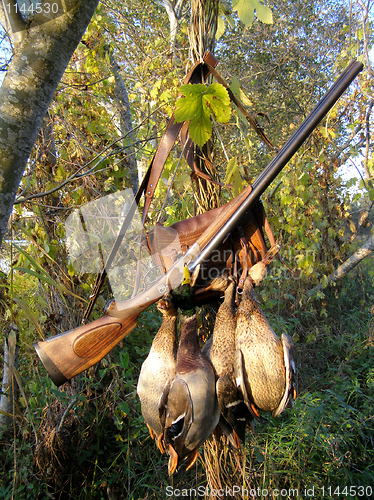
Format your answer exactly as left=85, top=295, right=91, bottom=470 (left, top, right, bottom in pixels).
left=109, top=52, right=138, bottom=191
left=363, top=100, right=373, bottom=180
left=162, top=0, right=179, bottom=55
left=14, top=107, right=164, bottom=205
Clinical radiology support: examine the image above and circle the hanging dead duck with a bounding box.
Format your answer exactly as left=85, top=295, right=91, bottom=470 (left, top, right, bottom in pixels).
left=162, top=267, right=220, bottom=475
left=234, top=262, right=296, bottom=418
left=137, top=293, right=178, bottom=453
left=203, top=277, right=252, bottom=447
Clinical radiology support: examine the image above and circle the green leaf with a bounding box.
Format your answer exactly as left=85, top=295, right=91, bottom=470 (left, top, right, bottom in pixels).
left=176, top=83, right=230, bottom=123
left=204, top=84, right=231, bottom=123
left=230, top=76, right=253, bottom=108
left=189, top=112, right=212, bottom=148
left=207, top=83, right=231, bottom=106
left=226, top=13, right=235, bottom=28
left=230, top=76, right=241, bottom=99
left=225, top=157, right=244, bottom=196
left=174, top=84, right=205, bottom=122
left=255, top=1, right=273, bottom=24
left=226, top=157, right=239, bottom=183
left=216, top=5, right=235, bottom=39
left=14, top=265, right=83, bottom=301
left=13, top=298, right=44, bottom=339
left=233, top=0, right=273, bottom=27
left=321, top=274, right=329, bottom=288
left=233, top=0, right=255, bottom=26
left=216, top=15, right=226, bottom=40
left=118, top=400, right=130, bottom=415
left=175, top=83, right=231, bottom=147
left=13, top=243, right=48, bottom=277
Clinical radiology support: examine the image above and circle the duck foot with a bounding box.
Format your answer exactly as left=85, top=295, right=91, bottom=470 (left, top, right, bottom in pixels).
left=250, top=402, right=261, bottom=419
left=292, top=385, right=297, bottom=400
left=232, top=430, right=241, bottom=450
left=157, top=433, right=165, bottom=454
left=168, top=444, right=179, bottom=475
left=147, top=424, right=155, bottom=440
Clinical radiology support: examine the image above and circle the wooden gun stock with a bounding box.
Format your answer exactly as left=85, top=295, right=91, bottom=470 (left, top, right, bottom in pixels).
left=34, top=61, right=363, bottom=385
left=34, top=312, right=139, bottom=386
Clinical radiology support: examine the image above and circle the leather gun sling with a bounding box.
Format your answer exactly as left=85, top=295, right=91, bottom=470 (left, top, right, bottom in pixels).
left=179, top=123, right=225, bottom=186
left=204, top=62, right=276, bottom=152
left=147, top=193, right=274, bottom=276
left=178, top=62, right=276, bottom=184
left=131, top=53, right=219, bottom=296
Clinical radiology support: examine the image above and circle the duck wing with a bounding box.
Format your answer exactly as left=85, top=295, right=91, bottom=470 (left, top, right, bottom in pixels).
left=272, top=333, right=296, bottom=417
left=234, top=349, right=262, bottom=419
left=158, top=380, right=171, bottom=429
left=164, top=377, right=194, bottom=458
left=216, top=374, right=252, bottom=444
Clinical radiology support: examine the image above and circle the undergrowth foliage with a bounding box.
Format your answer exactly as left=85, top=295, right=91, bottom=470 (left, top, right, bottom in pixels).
left=1, top=247, right=373, bottom=499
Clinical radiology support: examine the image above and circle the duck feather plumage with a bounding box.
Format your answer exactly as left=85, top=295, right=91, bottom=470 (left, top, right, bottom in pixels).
left=204, top=277, right=253, bottom=445
left=235, top=273, right=296, bottom=418
left=137, top=294, right=178, bottom=452
left=164, top=312, right=219, bottom=474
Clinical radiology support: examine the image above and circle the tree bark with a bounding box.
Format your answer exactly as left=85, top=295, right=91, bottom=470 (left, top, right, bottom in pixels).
left=307, top=233, right=374, bottom=296
left=0, top=0, right=99, bottom=246
left=162, top=0, right=179, bottom=55
left=0, top=324, right=18, bottom=435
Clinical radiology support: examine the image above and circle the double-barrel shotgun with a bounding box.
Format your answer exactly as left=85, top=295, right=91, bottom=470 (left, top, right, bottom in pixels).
left=34, top=60, right=363, bottom=386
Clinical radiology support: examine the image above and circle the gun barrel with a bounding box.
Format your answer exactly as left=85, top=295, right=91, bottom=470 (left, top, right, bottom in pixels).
left=189, top=60, right=363, bottom=270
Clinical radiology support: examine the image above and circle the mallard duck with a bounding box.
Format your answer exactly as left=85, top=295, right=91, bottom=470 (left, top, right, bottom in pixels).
left=203, top=277, right=252, bottom=446
left=137, top=293, right=178, bottom=453
left=234, top=266, right=296, bottom=418
left=162, top=270, right=220, bottom=475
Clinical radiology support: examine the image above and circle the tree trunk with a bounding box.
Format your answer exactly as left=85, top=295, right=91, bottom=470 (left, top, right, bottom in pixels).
left=307, top=233, right=374, bottom=296
left=0, top=0, right=99, bottom=246
left=110, top=54, right=138, bottom=192
left=0, top=324, right=18, bottom=435
left=162, top=0, right=183, bottom=56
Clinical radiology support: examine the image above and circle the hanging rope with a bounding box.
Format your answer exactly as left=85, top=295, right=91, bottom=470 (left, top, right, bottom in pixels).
left=189, top=0, right=221, bottom=213
left=189, top=0, right=219, bottom=63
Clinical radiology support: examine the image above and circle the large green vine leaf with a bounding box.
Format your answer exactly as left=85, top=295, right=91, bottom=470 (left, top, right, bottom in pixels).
left=174, top=83, right=231, bottom=147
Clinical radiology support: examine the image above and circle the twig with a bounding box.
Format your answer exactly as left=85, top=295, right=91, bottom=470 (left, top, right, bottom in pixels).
left=156, top=141, right=187, bottom=222
left=56, top=397, right=78, bottom=433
